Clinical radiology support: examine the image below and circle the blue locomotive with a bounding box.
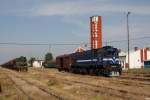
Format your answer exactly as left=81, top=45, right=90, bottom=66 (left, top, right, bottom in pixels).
left=56, top=46, right=122, bottom=76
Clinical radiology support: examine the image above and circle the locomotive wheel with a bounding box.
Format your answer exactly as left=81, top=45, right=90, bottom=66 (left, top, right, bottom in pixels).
left=98, top=70, right=102, bottom=76
left=25, top=67, right=28, bottom=72
left=95, top=69, right=99, bottom=75
left=79, top=69, right=82, bottom=74
left=76, top=68, right=80, bottom=74
left=104, top=70, right=109, bottom=77
left=89, top=69, right=94, bottom=75
left=85, top=68, right=89, bottom=74
left=81, top=68, right=86, bottom=74
left=69, top=68, right=74, bottom=73
left=58, top=68, right=61, bottom=72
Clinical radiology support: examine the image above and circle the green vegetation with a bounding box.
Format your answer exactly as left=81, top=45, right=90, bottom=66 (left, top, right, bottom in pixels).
left=44, top=52, right=54, bottom=68
left=28, top=57, right=36, bottom=67
left=15, top=56, right=27, bottom=66
left=45, top=52, right=53, bottom=62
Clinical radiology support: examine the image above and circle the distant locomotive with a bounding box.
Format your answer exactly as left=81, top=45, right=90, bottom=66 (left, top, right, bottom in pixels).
left=1, top=56, right=28, bottom=72
left=56, top=46, right=122, bottom=76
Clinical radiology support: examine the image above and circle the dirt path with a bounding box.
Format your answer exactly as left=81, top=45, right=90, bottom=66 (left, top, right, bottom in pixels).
left=0, top=67, right=150, bottom=100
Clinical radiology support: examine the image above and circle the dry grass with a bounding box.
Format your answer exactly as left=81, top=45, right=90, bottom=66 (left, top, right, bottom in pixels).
left=123, top=68, right=150, bottom=75
left=91, top=95, right=110, bottom=100
left=47, top=79, right=59, bottom=86
left=0, top=76, right=27, bottom=100
left=1, top=67, right=150, bottom=100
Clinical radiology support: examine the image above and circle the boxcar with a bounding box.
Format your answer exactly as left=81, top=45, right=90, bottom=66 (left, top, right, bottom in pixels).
left=1, top=56, right=28, bottom=72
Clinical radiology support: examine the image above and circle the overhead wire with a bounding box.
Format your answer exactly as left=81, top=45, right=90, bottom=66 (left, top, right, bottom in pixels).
left=105, top=36, right=150, bottom=44
left=0, top=36, right=149, bottom=46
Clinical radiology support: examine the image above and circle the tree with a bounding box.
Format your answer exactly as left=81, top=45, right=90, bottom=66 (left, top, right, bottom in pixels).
left=45, top=52, right=53, bottom=63
left=28, top=57, right=36, bottom=67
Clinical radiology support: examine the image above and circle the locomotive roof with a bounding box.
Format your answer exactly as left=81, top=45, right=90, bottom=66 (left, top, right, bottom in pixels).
left=56, top=46, right=118, bottom=58
left=56, top=54, right=71, bottom=58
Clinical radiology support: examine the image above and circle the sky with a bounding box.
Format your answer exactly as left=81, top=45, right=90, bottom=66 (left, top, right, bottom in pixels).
left=0, top=0, right=150, bottom=63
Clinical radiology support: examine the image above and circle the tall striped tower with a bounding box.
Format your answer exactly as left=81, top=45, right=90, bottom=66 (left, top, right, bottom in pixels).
left=90, top=16, right=102, bottom=49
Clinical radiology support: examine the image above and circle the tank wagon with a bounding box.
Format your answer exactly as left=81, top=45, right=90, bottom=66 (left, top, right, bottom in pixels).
left=1, top=56, right=28, bottom=72
left=56, top=46, right=122, bottom=76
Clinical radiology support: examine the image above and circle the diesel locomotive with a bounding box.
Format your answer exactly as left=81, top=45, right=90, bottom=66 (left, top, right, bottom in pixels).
left=56, top=46, right=122, bottom=76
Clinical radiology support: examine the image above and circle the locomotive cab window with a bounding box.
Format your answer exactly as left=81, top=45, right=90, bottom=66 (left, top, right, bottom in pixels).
left=107, top=49, right=118, bottom=57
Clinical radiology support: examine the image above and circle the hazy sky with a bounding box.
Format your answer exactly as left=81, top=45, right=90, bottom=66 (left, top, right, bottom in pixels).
left=0, top=0, right=150, bottom=63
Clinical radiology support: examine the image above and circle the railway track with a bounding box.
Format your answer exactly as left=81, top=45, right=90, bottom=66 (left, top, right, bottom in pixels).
left=29, top=69, right=130, bottom=99
left=47, top=76, right=131, bottom=99
left=2, top=68, right=150, bottom=100
left=47, top=69, right=150, bottom=87
left=119, top=76, right=150, bottom=82
left=47, top=75, right=150, bottom=99
left=29, top=69, right=150, bottom=100
left=2, top=69, right=69, bottom=100
left=13, top=75, right=68, bottom=100
left=7, top=75, right=34, bottom=100
left=0, top=71, right=33, bottom=100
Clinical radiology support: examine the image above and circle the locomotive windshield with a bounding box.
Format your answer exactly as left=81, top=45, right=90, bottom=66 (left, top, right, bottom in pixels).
left=106, top=48, right=118, bottom=57
left=98, top=47, right=119, bottom=65
left=97, top=47, right=118, bottom=57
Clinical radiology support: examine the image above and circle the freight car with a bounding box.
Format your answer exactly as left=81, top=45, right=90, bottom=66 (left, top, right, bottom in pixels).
left=1, top=56, right=28, bottom=72
left=56, top=46, right=122, bottom=76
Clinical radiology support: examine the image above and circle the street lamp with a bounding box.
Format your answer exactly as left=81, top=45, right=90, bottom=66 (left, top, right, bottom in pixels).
left=127, top=12, right=130, bottom=69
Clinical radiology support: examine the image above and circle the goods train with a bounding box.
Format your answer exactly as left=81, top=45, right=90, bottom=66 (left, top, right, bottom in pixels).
left=1, top=56, right=28, bottom=72
left=56, top=46, right=122, bottom=76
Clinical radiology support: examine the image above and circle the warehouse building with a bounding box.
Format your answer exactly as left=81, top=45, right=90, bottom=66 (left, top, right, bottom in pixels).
left=119, top=47, right=150, bottom=69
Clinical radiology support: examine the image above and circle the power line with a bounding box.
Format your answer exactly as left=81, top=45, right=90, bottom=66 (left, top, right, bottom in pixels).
left=0, top=42, right=84, bottom=46
left=105, top=36, right=150, bottom=44
left=0, top=42, right=48, bottom=45
left=0, top=36, right=149, bottom=46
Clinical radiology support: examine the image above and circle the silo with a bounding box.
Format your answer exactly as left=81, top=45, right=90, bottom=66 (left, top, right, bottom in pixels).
left=90, top=16, right=102, bottom=49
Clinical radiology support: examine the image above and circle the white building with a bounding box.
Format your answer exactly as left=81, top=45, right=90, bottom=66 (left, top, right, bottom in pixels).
left=119, top=51, right=126, bottom=70
left=32, top=60, right=44, bottom=68
left=119, top=47, right=150, bottom=69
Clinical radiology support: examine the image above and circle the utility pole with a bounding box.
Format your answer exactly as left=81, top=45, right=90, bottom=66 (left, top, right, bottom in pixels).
left=127, top=12, right=130, bottom=69
left=105, top=41, right=108, bottom=46
left=49, top=44, right=51, bottom=53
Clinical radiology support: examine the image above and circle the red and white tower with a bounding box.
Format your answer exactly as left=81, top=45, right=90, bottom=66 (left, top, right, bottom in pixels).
left=90, top=16, right=102, bottom=49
